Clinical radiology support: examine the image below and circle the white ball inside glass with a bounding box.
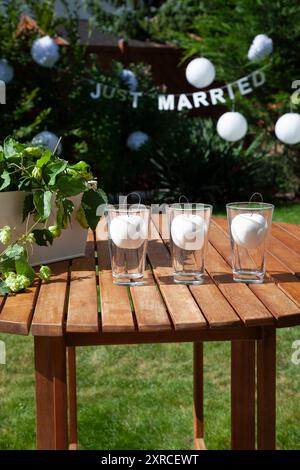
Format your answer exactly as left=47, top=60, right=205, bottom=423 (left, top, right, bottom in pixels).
left=231, top=213, right=267, bottom=249
left=185, top=57, right=215, bottom=89
left=275, top=113, right=300, bottom=145
left=31, top=35, right=60, bottom=68
left=0, top=59, right=14, bottom=83
left=217, top=112, right=248, bottom=142
left=110, top=214, right=147, bottom=249
left=32, top=131, right=62, bottom=154
left=126, top=131, right=149, bottom=151
left=171, top=214, right=206, bottom=251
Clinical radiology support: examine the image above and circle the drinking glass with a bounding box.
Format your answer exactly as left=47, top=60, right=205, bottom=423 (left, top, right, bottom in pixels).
left=105, top=204, right=150, bottom=285
left=168, top=203, right=212, bottom=284
left=226, top=202, right=274, bottom=283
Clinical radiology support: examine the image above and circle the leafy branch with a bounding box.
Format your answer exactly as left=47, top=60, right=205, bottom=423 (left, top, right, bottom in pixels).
left=0, top=136, right=107, bottom=295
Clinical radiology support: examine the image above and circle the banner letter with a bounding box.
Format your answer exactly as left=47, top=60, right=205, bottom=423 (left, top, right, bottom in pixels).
left=177, top=94, right=193, bottom=111
left=158, top=94, right=175, bottom=111
left=237, top=77, right=253, bottom=95
left=209, top=88, right=226, bottom=105
left=192, top=91, right=209, bottom=107
left=252, top=70, right=266, bottom=88
left=90, top=82, right=101, bottom=100
left=130, top=92, right=143, bottom=108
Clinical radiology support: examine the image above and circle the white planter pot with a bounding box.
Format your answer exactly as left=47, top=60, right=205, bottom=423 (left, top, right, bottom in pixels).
left=0, top=191, right=88, bottom=266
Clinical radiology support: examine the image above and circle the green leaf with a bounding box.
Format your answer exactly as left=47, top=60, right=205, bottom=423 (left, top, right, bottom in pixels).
left=44, top=160, right=68, bottom=186
left=70, top=161, right=90, bottom=172
left=33, top=190, right=52, bottom=220
left=75, top=206, right=89, bottom=229
left=22, top=194, right=35, bottom=222
left=81, top=188, right=108, bottom=230
left=36, top=150, right=52, bottom=168
left=3, top=136, right=24, bottom=159
left=0, top=281, right=10, bottom=296
left=0, top=257, right=15, bottom=274
left=0, top=170, right=11, bottom=191
left=15, top=257, right=35, bottom=284
left=4, top=244, right=25, bottom=260
left=32, top=229, right=54, bottom=247
left=56, top=174, right=87, bottom=197
left=0, top=244, right=25, bottom=274
left=23, top=146, right=43, bottom=158
left=56, top=197, right=74, bottom=228
left=68, top=161, right=93, bottom=179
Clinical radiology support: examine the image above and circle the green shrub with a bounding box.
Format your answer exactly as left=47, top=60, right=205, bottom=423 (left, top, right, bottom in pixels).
left=150, top=117, right=277, bottom=204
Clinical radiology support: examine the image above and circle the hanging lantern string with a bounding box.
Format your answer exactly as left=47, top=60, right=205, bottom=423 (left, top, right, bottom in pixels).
left=52, top=136, right=62, bottom=156
left=230, top=97, right=235, bottom=112
left=249, top=192, right=264, bottom=203
left=119, top=191, right=142, bottom=211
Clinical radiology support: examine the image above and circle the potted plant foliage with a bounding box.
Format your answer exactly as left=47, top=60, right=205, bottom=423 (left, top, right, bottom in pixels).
left=0, top=136, right=107, bottom=295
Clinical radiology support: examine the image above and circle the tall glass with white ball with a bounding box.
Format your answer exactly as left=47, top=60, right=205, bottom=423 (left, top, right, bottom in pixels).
left=168, top=203, right=212, bottom=285
left=226, top=202, right=274, bottom=283
left=106, top=205, right=150, bottom=285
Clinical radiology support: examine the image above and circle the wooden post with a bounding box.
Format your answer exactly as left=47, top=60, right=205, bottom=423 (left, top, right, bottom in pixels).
left=68, top=346, right=78, bottom=450
left=193, top=342, right=205, bottom=449
left=257, top=326, right=276, bottom=450
left=34, top=336, right=68, bottom=449
left=231, top=340, right=256, bottom=450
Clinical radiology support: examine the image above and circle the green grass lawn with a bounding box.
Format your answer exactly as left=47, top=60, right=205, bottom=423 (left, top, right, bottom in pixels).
left=1, top=204, right=300, bottom=450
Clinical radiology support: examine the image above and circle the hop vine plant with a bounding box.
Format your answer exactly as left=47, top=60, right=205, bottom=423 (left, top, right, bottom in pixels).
left=0, top=136, right=107, bottom=295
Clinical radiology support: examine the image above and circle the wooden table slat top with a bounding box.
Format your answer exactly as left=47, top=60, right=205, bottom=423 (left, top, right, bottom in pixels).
left=2, top=215, right=300, bottom=338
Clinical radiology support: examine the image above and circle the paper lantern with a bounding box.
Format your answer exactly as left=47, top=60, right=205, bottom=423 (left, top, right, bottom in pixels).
left=247, top=34, right=273, bottom=61
left=171, top=214, right=205, bottom=250
left=126, top=131, right=149, bottom=151
left=0, top=59, right=14, bottom=83
left=275, top=113, right=300, bottom=145
left=31, top=36, right=59, bottom=68
left=185, top=57, right=215, bottom=89
left=120, top=69, right=138, bottom=92
left=32, top=131, right=62, bottom=154
left=217, top=112, right=248, bottom=142
left=231, top=213, right=267, bottom=249
left=109, top=215, right=147, bottom=249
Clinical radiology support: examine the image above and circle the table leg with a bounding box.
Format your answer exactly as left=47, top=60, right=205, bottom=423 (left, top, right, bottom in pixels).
left=34, top=336, right=68, bottom=449
left=231, top=340, right=255, bottom=450
left=193, top=342, right=205, bottom=450
left=68, top=346, right=78, bottom=450
left=257, top=326, right=276, bottom=450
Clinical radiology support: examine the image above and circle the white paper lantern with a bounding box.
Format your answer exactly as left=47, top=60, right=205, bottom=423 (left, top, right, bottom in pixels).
left=32, top=131, right=62, bottom=154
left=217, top=112, right=248, bottom=142
left=127, top=131, right=149, bottom=151
left=171, top=214, right=206, bottom=251
left=0, top=59, right=14, bottom=83
left=120, top=69, right=138, bottom=92
left=275, top=113, right=300, bottom=145
left=231, top=213, right=267, bottom=249
left=185, top=57, right=215, bottom=89
left=31, top=36, right=59, bottom=68
left=247, top=34, right=273, bottom=61
left=110, top=214, right=147, bottom=249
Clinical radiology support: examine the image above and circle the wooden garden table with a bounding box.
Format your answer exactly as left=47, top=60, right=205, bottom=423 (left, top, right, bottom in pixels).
left=1, top=216, right=300, bottom=450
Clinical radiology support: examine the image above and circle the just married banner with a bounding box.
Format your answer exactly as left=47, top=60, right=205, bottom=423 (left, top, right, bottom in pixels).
left=90, top=69, right=266, bottom=111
